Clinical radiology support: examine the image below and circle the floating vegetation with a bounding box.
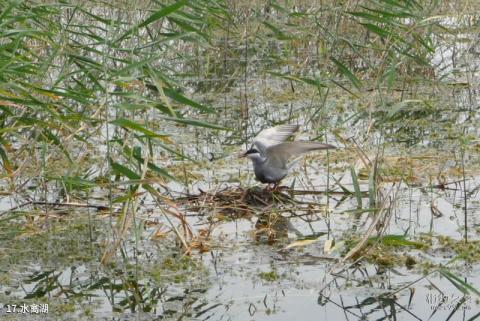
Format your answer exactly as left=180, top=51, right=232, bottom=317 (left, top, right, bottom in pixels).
left=437, top=236, right=480, bottom=262
left=258, top=270, right=280, bottom=282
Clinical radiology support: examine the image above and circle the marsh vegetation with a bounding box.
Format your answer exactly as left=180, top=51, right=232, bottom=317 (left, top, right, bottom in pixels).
left=0, top=0, right=479, bottom=320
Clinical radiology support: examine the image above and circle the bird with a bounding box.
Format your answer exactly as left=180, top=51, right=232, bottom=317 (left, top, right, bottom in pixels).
left=240, top=124, right=336, bottom=189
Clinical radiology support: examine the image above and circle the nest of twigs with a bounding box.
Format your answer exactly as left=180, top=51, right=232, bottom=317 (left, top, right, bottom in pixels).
left=173, top=186, right=332, bottom=246
left=176, top=186, right=294, bottom=219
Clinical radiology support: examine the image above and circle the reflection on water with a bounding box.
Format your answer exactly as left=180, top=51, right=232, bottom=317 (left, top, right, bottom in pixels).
left=2, top=174, right=479, bottom=320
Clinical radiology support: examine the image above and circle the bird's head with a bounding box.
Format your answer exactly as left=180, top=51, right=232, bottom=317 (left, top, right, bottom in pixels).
left=239, top=148, right=261, bottom=160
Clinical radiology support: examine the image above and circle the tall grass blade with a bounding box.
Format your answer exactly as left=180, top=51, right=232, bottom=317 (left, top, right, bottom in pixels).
left=110, top=118, right=169, bottom=139
left=162, top=117, right=230, bottom=130
left=350, top=166, right=362, bottom=209
left=116, top=0, right=188, bottom=43
left=330, top=57, right=362, bottom=90
left=439, top=269, right=480, bottom=297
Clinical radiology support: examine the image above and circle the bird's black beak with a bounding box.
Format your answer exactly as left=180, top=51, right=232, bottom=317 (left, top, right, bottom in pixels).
left=238, top=151, right=247, bottom=158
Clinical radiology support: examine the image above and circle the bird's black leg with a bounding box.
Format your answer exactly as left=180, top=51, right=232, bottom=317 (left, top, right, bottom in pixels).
left=272, top=182, right=279, bottom=191
left=265, top=183, right=278, bottom=192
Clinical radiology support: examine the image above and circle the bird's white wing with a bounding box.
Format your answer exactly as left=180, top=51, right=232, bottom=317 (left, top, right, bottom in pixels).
left=265, top=141, right=336, bottom=169
left=253, top=124, right=299, bottom=153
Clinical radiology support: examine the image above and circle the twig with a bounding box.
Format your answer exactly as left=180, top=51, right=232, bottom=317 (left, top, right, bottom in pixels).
left=0, top=201, right=115, bottom=216
left=31, top=201, right=112, bottom=210
left=461, top=149, right=468, bottom=243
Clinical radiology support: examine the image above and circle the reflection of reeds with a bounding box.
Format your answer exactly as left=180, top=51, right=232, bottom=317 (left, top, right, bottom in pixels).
left=330, top=132, right=394, bottom=272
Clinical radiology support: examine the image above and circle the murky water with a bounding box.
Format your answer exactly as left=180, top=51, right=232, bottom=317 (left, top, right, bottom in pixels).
left=1, top=5, right=480, bottom=321
left=2, top=94, right=479, bottom=320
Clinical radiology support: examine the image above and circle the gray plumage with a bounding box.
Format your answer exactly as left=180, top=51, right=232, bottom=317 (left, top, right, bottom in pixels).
left=242, top=124, right=336, bottom=184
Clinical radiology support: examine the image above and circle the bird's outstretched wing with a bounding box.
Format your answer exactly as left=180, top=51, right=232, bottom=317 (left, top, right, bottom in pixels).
left=253, top=124, right=299, bottom=153
left=265, top=141, right=336, bottom=169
